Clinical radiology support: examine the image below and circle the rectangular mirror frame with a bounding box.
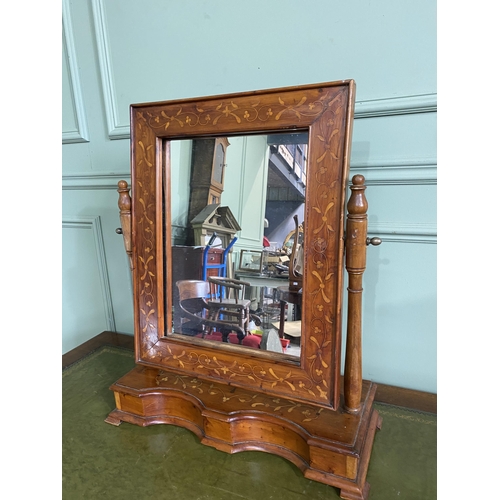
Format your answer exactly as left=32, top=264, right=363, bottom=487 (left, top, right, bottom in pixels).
left=130, top=81, right=356, bottom=409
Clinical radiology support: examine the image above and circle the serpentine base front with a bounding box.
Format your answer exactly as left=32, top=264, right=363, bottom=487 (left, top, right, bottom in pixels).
left=106, top=365, right=382, bottom=500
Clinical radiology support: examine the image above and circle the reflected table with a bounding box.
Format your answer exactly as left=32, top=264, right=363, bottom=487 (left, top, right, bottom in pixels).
left=235, top=273, right=289, bottom=328
left=235, top=273, right=289, bottom=288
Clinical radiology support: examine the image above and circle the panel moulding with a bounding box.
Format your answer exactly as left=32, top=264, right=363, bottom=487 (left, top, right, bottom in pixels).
left=90, top=0, right=437, bottom=141
left=354, top=93, right=437, bottom=119
left=61, top=158, right=436, bottom=190
left=349, top=158, right=437, bottom=186
left=62, top=216, right=117, bottom=329
left=62, top=173, right=131, bottom=190
left=236, top=136, right=267, bottom=248
left=62, top=0, right=90, bottom=144
left=91, top=0, right=127, bottom=140
left=366, top=221, right=437, bottom=244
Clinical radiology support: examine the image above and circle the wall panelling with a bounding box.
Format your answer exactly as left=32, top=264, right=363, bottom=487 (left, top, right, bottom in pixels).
left=62, top=0, right=437, bottom=392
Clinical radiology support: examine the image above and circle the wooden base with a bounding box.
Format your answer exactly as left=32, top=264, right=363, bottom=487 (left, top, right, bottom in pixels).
left=106, top=365, right=382, bottom=500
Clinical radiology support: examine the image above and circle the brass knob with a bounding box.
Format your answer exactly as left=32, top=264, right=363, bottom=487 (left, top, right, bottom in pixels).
left=116, top=228, right=123, bottom=234
left=366, top=236, right=382, bottom=246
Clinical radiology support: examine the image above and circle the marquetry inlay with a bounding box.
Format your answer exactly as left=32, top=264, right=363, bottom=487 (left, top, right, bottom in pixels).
left=131, top=84, right=350, bottom=406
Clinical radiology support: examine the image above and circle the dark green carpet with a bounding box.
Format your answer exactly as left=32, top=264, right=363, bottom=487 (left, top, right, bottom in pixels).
left=62, top=347, right=437, bottom=499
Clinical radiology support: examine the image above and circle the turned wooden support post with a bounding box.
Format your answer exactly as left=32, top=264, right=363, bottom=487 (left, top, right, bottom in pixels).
left=344, top=174, right=368, bottom=413
left=117, top=180, right=133, bottom=271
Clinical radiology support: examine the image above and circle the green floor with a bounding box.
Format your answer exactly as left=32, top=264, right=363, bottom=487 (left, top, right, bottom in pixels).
left=62, top=347, right=437, bottom=499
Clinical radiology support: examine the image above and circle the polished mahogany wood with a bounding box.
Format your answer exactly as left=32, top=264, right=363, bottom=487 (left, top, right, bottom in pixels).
left=344, top=175, right=368, bottom=413
left=117, top=180, right=133, bottom=271
left=128, top=81, right=357, bottom=409
left=106, top=82, right=386, bottom=499
left=106, top=364, right=381, bottom=500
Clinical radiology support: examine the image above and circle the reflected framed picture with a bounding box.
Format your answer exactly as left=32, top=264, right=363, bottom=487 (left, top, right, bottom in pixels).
left=238, top=249, right=264, bottom=274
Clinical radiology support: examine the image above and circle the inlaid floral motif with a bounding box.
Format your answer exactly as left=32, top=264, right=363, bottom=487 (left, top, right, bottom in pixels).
left=132, top=84, right=352, bottom=406
left=144, top=93, right=333, bottom=133
left=151, top=343, right=328, bottom=399
left=155, top=371, right=324, bottom=422
left=134, top=121, right=158, bottom=350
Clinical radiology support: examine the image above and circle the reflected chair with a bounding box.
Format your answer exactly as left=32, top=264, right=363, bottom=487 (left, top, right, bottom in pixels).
left=206, top=276, right=262, bottom=336
left=176, top=280, right=248, bottom=344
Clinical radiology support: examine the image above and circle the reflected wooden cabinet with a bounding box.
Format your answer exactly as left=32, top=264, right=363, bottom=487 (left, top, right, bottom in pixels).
left=106, top=81, right=383, bottom=500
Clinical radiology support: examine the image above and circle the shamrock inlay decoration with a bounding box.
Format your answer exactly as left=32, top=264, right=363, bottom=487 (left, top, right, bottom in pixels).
left=130, top=83, right=351, bottom=406
left=155, top=371, right=325, bottom=422
left=143, top=93, right=333, bottom=133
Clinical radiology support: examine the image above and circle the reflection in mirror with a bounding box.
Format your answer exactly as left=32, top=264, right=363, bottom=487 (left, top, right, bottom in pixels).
left=167, top=132, right=308, bottom=359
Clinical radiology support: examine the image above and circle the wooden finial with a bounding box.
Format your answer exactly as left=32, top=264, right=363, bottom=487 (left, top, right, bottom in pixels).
left=346, top=175, right=367, bottom=216
left=117, top=181, right=133, bottom=270
left=118, top=180, right=132, bottom=212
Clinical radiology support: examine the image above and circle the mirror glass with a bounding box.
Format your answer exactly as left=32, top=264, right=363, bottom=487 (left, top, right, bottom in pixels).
left=166, top=132, right=309, bottom=359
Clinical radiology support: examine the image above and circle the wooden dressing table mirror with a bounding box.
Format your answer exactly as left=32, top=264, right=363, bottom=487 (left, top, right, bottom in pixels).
left=107, top=81, right=383, bottom=500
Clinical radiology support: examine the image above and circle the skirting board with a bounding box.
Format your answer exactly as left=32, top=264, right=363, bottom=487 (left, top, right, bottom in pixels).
left=62, top=331, right=436, bottom=414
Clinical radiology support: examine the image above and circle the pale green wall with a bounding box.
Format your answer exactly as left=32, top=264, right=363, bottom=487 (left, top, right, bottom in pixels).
left=221, top=135, right=270, bottom=255
left=62, top=0, right=436, bottom=393
left=170, top=140, right=192, bottom=242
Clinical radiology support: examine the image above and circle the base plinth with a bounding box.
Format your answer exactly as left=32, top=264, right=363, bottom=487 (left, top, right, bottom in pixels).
left=106, top=365, right=381, bottom=500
